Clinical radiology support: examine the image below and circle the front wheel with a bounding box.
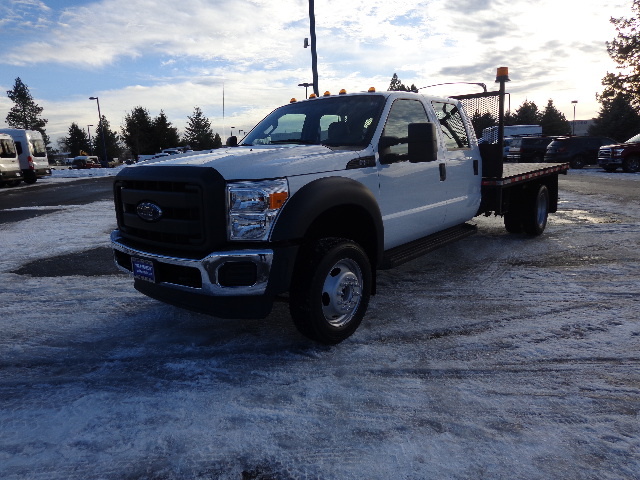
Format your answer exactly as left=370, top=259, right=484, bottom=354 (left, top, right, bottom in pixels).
left=569, top=155, right=585, bottom=169
left=623, top=155, right=640, bottom=173
left=522, top=185, right=549, bottom=236
left=289, top=238, right=372, bottom=344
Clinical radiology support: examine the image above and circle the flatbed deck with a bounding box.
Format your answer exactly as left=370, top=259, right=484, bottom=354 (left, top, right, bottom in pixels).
left=482, top=162, right=570, bottom=187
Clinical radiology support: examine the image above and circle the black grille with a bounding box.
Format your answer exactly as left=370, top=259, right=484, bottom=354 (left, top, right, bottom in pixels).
left=113, top=165, right=227, bottom=253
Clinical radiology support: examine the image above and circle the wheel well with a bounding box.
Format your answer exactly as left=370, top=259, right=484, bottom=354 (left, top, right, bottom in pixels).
left=302, top=204, right=379, bottom=266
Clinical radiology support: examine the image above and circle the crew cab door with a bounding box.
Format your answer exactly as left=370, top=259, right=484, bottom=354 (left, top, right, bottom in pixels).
left=377, top=98, right=450, bottom=249
left=430, top=100, right=481, bottom=226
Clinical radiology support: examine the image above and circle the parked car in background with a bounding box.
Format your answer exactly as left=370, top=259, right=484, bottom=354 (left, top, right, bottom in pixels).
left=0, top=128, right=51, bottom=184
left=597, top=134, right=640, bottom=173
left=506, top=136, right=554, bottom=163
left=0, top=133, right=23, bottom=187
left=71, top=156, right=102, bottom=169
left=545, top=136, right=616, bottom=169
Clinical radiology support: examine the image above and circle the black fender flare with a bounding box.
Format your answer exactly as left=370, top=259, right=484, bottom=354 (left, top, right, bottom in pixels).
left=271, top=176, right=384, bottom=265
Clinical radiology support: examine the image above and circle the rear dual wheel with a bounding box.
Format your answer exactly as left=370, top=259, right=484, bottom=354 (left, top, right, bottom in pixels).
left=290, top=238, right=372, bottom=345
left=503, top=184, right=549, bottom=236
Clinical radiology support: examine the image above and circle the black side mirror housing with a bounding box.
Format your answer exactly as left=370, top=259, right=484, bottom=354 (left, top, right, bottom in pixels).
left=226, top=135, right=238, bottom=147
left=408, top=123, right=438, bottom=163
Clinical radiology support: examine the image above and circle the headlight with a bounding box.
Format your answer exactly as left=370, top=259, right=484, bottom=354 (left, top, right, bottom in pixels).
left=614, top=148, right=625, bottom=157
left=226, top=179, right=289, bottom=241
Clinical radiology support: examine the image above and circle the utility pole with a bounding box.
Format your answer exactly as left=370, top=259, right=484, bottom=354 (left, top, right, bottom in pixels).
left=309, top=0, right=319, bottom=97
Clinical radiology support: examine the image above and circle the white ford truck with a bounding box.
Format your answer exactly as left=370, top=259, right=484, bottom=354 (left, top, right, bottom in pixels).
left=111, top=71, right=569, bottom=344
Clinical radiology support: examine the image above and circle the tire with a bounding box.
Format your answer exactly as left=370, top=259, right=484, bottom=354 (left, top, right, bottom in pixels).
left=289, top=238, right=372, bottom=344
left=522, top=185, right=549, bottom=236
left=504, top=211, right=523, bottom=233
left=569, top=155, right=585, bottom=169
left=622, top=155, right=640, bottom=173
left=23, top=171, right=37, bottom=184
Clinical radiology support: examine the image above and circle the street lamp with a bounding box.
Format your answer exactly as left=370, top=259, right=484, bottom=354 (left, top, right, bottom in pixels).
left=571, top=100, right=578, bottom=136
left=87, top=124, right=93, bottom=154
left=231, top=126, right=236, bottom=137
left=298, top=82, right=313, bottom=99
left=89, top=96, right=109, bottom=166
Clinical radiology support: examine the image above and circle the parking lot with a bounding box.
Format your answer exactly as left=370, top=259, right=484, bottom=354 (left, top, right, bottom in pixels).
left=0, top=169, right=638, bottom=479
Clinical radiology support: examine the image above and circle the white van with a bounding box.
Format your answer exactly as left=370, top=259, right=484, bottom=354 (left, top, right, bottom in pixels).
left=0, top=129, right=51, bottom=184
left=0, top=133, right=23, bottom=187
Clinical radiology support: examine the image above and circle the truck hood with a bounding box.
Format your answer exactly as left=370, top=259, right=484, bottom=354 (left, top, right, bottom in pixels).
left=601, top=142, right=640, bottom=149
left=129, top=145, right=365, bottom=179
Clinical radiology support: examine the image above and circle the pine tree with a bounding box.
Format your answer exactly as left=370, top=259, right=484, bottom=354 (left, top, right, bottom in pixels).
left=183, top=107, right=216, bottom=150
left=152, top=110, right=180, bottom=152
left=589, top=92, right=640, bottom=142
left=513, top=100, right=542, bottom=125
left=93, top=116, right=122, bottom=163
left=388, top=73, right=418, bottom=93
left=541, top=99, right=571, bottom=136
left=122, top=106, right=154, bottom=158
left=5, top=77, right=49, bottom=145
left=62, top=123, right=91, bottom=157
left=602, top=1, right=640, bottom=108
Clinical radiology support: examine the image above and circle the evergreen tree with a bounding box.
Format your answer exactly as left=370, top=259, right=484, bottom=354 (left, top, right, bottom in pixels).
left=541, top=99, right=571, bottom=136
left=602, top=1, right=640, bottom=108
left=212, top=132, right=222, bottom=149
left=121, top=106, right=154, bottom=158
left=513, top=100, right=542, bottom=125
left=152, top=110, right=180, bottom=152
left=62, top=123, right=91, bottom=157
left=588, top=92, right=640, bottom=142
left=182, top=107, right=216, bottom=150
left=388, top=73, right=418, bottom=93
left=5, top=77, right=49, bottom=145
left=93, top=115, right=122, bottom=162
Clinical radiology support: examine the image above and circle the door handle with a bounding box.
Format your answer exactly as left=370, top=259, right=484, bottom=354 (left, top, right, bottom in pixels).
left=439, top=163, right=446, bottom=181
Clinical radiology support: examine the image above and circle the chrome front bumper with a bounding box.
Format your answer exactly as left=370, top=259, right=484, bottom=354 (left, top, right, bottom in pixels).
left=111, top=230, right=273, bottom=296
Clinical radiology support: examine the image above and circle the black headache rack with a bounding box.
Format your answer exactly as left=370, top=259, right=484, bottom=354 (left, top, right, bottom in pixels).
left=452, top=67, right=511, bottom=179
left=113, top=165, right=228, bottom=256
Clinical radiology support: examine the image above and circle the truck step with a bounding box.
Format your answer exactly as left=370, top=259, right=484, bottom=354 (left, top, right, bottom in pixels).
left=380, top=223, right=477, bottom=269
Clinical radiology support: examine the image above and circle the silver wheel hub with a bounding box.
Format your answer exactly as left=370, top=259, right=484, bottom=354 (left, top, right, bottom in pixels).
left=321, top=259, right=363, bottom=328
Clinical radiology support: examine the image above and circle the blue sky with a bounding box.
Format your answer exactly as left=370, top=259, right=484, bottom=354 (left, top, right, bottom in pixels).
left=0, top=0, right=630, bottom=148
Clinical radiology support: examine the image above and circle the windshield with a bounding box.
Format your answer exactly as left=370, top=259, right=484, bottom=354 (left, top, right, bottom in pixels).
left=30, top=139, right=47, bottom=157
left=0, top=138, right=17, bottom=158
left=625, top=133, right=640, bottom=144
left=242, top=94, right=386, bottom=148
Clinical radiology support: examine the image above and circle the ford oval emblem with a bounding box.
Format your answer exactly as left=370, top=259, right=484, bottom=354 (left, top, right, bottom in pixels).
left=136, top=202, right=163, bottom=222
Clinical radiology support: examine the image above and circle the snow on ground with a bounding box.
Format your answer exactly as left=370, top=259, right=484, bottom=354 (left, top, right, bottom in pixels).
left=0, top=168, right=638, bottom=479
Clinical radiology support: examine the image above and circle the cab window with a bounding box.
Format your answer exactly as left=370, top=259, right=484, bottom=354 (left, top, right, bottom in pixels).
left=431, top=101, right=470, bottom=150
left=381, top=99, right=429, bottom=162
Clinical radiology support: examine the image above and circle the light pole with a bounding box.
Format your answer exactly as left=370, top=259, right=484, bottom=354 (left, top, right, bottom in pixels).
left=231, top=126, right=236, bottom=137
left=89, top=96, right=108, bottom=165
left=298, top=82, right=313, bottom=99
left=571, top=100, right=578, bottom=136
left=308, top=0, right=319, bottom=96
left=87, top=125, right=93, bottom=154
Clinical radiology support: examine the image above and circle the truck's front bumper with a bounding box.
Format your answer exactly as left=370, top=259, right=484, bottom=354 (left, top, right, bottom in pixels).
left=111, top=230, right=298, bottom=318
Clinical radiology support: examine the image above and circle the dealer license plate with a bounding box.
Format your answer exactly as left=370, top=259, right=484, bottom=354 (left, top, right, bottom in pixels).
left=132, top=257, right=156, bottom=282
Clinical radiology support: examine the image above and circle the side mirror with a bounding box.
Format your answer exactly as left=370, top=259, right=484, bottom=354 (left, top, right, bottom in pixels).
left=226, top=135, right=238, bottom=147
left=408, top=123, right=438, bottom=163
left=379, top=135, right=401, bottom=149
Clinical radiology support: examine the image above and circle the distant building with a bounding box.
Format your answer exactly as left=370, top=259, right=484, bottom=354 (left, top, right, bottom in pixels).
left=569, top=119, right=594, bottom=136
